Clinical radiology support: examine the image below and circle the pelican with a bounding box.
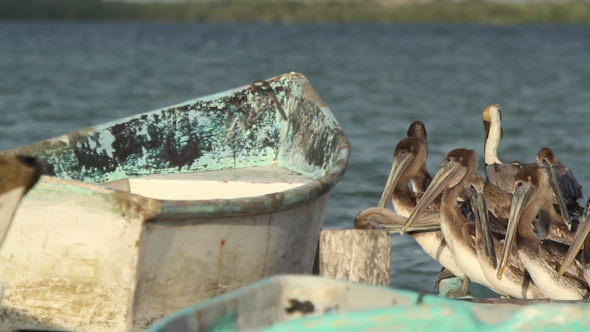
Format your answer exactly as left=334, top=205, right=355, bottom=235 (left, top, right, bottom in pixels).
left=376, top=137, right=461, bottom=284
left=466, top=173, right=545, bottom=299
left=483, top=104, right=516, bottom=193
left=0, top=155, right=41, bottom=304
left=401, top=149, right=504, bottom=297
left=513, top=147, right=579, bottom=245
left=557, top=197, right=590, bottom=284
left=378, top=137, right=440, bottom=216
left=0, top=155, right=42, bottom=246
left=536, top=147, right=584, bottom=211
left=535, top=147, right=576, bottom=231
left=483, top=104, right=583, bottom=211
left=498, top=165, right=590, bottom=300
left=406, top=121, right=432, bottom=195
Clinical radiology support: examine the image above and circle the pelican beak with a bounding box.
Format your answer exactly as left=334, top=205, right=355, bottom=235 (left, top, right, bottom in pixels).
left=498, top=181, right=535, bottom=280
left=546, top=164, right=572, bottom=230
left=556, top=201, right=590, bottom=279
left=468, top=185, right=496, bottom=268
left=378, top=152, right=414, bottom=209
left=400, top=160, right=465, bottom=235
left=355, top=207, right=441, bottom=233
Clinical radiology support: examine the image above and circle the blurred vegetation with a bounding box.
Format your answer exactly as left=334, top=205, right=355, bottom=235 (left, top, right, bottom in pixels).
left=2, top=0, right=590, bottom=23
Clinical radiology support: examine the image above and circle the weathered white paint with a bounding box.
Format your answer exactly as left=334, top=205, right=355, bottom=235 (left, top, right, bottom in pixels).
left=0, top=177, right=150, bottom=331
left=0, top=171, right=328, bottom=332
left=0, top=186, right=28, bottom=308
left=319, top=230, right=391, bottom=287
left=127, top=166, right=308, bottom=200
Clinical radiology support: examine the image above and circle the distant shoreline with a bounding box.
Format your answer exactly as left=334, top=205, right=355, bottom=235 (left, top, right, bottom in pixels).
left=2, top=0, right=590, bottom=24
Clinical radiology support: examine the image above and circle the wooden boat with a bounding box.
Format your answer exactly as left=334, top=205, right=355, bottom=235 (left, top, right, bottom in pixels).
left=0, top=73, right=350, bottom=332
left=148, top=275, right=590, bottom=332
left=0, top=155, right=42, bottom=304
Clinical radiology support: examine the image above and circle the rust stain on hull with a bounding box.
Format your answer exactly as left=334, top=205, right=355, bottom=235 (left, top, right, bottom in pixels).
left=216, top=238, right=226, bottom=284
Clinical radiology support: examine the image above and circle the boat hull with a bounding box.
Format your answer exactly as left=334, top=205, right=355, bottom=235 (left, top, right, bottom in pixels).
left=0, top=177, right=328, bottom=331
left=0, top=73, right=349, bottom=331
left=148, top=275, right=590, bottom=332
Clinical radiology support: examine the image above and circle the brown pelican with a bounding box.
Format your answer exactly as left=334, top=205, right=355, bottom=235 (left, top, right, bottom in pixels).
left=536, top=147, right=584, bottom=212
left=0, top=155, right=42, bottom=245
left=0, top=155, right=42, bottom=303
left=477, top=149, right=574, bottom=245
left=483, top=104, right=515, bottom=193
left=466, top=173, right=545, bottom=299
left=375, top=137, right=460, bottom=284
left=355, top=207, right=440, bottom=232
left=536, top=148, right=576, bottom=229
left=497, top=165, right=590, bottom=300
left=557, top=197, right=590, bottom=284
left=378, top=137, right=440, bottom=216
left=406, top=121, right=432, bottom=195
left=523, top=148, right=579, bottom=245
left=483, top=104, right=583, bottom=211
left=401, top=149, right=504, bottom=296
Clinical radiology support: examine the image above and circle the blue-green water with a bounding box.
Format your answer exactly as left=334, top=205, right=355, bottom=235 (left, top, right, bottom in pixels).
left=2, top=23, right=590, bottom=292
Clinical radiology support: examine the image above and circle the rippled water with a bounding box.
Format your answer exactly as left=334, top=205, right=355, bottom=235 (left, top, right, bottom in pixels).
left=2, top=22, right=590, bottom=292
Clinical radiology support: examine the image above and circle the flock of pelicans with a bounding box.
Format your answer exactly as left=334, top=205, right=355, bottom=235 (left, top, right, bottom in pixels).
left=355, top=104, right=590, bottom=300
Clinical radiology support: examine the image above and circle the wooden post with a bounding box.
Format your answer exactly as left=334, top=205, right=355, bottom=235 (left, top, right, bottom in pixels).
left=319, top=229, right=391, bottom=287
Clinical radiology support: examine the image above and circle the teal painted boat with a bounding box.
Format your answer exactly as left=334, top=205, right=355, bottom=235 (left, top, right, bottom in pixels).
left=148, top=275, right=590, bottom=332
left=0, top=73, right=349, bottom=332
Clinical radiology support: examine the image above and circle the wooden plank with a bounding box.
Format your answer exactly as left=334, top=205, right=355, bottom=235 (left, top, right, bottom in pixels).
left=319, top=229, right=391, bottom=287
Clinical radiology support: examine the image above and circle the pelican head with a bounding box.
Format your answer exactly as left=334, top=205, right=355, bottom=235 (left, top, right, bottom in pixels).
left=400, top=148, right=477, bottom=234
left=536, top=147, right=557, bottom=167
left=407, top=121, right=427, bottom=140
left=498, top=166, right=545, bottom=280
left=378, top=137, right=427, bottom=208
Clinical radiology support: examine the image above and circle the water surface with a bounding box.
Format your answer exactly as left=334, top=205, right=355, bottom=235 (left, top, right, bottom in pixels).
left=2, top=22, right=590, bottom=291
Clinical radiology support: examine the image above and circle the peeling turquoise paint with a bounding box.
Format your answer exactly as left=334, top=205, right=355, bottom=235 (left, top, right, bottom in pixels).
left=148, top=276, right=590, bottom=332
left=2, top=73, right=350, bottom=218
left=210, top=310, right=237, bottom=332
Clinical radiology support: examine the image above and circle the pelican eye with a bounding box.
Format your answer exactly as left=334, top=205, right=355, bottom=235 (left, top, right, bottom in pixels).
left=447, top=157, right=452, bottom=162
left=516, top=181, right=523, bottom=187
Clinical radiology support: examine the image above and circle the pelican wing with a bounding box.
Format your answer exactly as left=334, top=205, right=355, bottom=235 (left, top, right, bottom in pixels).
left=555, top=160, right=584, bottom=204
